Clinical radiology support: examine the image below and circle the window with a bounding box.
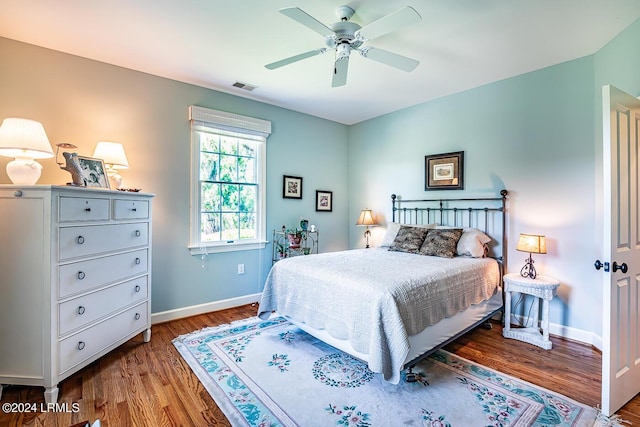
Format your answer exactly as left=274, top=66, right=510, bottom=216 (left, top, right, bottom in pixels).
left=189, top=106, right=271, bottom=254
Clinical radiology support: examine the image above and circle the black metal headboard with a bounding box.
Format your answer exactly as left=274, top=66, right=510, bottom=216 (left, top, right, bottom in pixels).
left=391, top=189, right=508, bottom=270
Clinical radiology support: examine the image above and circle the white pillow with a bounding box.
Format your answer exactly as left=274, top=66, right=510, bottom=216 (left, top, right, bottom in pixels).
left=456, top=228, right=492, bottom=257
left=380, top=222, right=436, bottom=247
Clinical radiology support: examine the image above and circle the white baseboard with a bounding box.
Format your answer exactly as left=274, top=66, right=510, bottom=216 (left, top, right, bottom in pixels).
left=512, top=314, right=602, bottom=350
left=151, top=292, right=261, bottom=325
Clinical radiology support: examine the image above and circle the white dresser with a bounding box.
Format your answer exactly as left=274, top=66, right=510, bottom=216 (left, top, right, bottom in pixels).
left=0, top=185, right=154, bottom=403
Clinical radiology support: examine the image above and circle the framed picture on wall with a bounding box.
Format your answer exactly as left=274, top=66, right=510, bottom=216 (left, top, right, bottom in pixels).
left=283, top=175, right=303, bottom=199
left=316, top=190, right=333, bottom=212
left=78, top=156, right=110, bottom=189
left=425, top=151, right=464, bottom=190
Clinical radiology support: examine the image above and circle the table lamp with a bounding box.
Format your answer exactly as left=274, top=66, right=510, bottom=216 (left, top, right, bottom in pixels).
left=0, top=118, right=54, bottom=185
left=93, top=141, right=129, bottom=189
left=356, top=208, right=377, bottom=248
left=516, top=233, right=546, bottom=279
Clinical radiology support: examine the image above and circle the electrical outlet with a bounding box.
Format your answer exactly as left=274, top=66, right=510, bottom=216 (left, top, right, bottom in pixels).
left=237, top=263, right=245, bottom=275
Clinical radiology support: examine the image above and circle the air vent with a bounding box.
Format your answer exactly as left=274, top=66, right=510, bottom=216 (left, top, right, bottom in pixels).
left=232, top=81, right=257, bottom=91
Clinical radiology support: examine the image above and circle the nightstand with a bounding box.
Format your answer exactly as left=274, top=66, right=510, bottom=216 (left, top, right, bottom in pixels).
left=503, top=273, right=560, bottom=349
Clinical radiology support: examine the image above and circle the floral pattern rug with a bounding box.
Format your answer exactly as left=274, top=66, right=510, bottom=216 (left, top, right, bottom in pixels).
left=173, top=316, right=599, bottom=427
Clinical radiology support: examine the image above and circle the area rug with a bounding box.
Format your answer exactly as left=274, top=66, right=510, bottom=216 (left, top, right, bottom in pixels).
left=173, top=316, right=601, bottom=427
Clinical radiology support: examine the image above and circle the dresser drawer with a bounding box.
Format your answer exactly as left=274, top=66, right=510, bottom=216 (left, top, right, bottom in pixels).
left=59, top=222, right=149, bottom=260
left=59, top=276, right=148, bottom=336
left=59, top=197, right=110, bottom=222
left=59, top=249, right=148, bottom=298
left=113, top=199, right=149, bottom=220
left=59, top=302, right=149, bottom=374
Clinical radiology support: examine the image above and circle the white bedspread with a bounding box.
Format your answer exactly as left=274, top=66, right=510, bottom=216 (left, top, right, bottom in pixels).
left=258, top=248, right=500, bottom=384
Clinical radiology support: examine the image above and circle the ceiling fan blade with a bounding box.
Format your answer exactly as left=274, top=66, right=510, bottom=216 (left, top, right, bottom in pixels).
left=360, top=47, right=419, bottom=72
left=265, top=49, right=327, bottom=70
left=279, top=7, right=334, bottom=37
left=332, top=57, right=349, bottom=87
left=355, top=6, right=422, bottom=41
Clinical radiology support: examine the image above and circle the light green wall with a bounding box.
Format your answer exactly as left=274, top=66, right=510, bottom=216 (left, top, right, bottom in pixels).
left=0, top=37, right=349, bottom=313
left=348, top=56, right=598, bottom=333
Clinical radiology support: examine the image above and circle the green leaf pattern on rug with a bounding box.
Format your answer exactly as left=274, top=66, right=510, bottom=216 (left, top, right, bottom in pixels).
left=220, top=331, right=261, bottom=362
left=279, top=330, right=296, bottom=342
left=267, top=353, right=290, bottom=372
left=421, top=409, right=452, bottom=427
left=326, top=404, right=371, bottom=427
left=458, top=377, right=520, bottom=426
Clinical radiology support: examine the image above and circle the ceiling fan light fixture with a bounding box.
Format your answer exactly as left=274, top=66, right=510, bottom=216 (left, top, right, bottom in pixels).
left=266, top=5, right=422, bottom=87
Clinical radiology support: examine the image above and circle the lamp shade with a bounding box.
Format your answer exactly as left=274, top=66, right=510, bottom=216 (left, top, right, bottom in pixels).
left=516, top=233, right=547, bottom=254
left=93, top=141, right=128, bottom=169
left=0, top=118, right=54, bottom=159
left=356, top=209, right=376, bottom=226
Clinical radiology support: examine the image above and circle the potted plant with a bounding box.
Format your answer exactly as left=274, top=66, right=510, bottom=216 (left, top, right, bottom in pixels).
left=286, top=228, right=303, bottom=249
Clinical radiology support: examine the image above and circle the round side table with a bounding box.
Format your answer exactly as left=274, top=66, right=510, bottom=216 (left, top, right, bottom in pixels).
left=503, top=273, right=560, bottom=350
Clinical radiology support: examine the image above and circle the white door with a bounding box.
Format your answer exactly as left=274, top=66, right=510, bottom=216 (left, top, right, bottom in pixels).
left=601, top=85, right=640, bottom=416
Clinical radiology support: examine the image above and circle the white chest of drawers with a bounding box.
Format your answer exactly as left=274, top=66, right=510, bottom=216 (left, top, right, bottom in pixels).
left=0, top=185, right=154, bottom=403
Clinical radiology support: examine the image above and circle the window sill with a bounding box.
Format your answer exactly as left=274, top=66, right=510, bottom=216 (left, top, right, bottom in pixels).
left=189, top=241, right=268, bottom=255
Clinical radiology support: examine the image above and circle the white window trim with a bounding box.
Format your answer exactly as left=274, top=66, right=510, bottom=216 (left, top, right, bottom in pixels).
left=188, top=105, right=271, bottom=255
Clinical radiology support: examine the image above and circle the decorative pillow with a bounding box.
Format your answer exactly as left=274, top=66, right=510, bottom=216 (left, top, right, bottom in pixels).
left=419, top=228, right=464, bottom=258
left=457, top=228, right=492, bottom=257
left=380, top=223, right=435, bottom=248
left=388, top=225, right=430, bottom=253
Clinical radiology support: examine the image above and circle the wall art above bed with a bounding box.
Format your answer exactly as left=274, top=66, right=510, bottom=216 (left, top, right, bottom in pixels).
left=425, top=151, right=464, bottom=190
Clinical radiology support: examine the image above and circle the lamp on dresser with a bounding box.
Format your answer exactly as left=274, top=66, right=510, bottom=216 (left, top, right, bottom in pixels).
left=93, top=141, right=129, bottom=189
left=356, top=208, right=377, bottom=248
left=0, top=118, right=54, bottom=185
left=516, top=233, right=546, bottom=279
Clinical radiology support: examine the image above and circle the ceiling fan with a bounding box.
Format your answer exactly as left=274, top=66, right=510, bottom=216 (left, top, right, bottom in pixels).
left=265, top=5, right=422, bottom=87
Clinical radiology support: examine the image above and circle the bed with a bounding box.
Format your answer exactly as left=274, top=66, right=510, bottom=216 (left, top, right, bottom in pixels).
left=258, top=190, right=508, bottom=384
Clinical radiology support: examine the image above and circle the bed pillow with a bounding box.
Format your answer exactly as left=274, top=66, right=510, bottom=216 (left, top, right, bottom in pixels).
left=419, top=228, right=464, bottom=258
left=380, top=222, right=435, bottom=248
left=457, top=228, right=492, bottom=257
left=388, top=225, right=430, bottom=253
left=380, top=222, right=402, bottom=248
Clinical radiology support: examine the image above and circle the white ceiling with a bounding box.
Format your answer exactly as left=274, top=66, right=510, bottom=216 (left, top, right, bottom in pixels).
left=1, top=1, right=640, bottom=125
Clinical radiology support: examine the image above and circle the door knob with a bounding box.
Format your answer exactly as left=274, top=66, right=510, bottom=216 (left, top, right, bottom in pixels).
left=613, top=262, right=628, bottom=274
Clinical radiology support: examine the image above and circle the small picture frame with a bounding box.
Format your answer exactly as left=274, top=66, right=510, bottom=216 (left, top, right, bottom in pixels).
left=78, top=156, right=110, bottom=189
left=425, top=151, right=464, bottom=190
left=283, top=175, right=303, bottom=199
left=315, top=190, right=333, bottom=212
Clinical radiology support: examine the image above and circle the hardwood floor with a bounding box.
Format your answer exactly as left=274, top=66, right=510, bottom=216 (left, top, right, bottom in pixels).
left=1, top=304, right=638, bottom=426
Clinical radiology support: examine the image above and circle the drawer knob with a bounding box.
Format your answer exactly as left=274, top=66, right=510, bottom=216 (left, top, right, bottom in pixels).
left=135, top=285, right=141, bottom=293
left=135, top=230, right=141, bottom=237
left=76, top=236, right=85, bottom=245
left=77, top=306, right=86, bottom=315
left=135, top=257, right=141, bottom=265
left=85, top=207, right=91, bottom=212
left=77, top=341, right=86, bottom=351
left=135, top=313, right=141, bottom=320
left=77, top=271, right=86, bottom=280
left=132, top=208, right=137, bottom=212
left=14, top=190, right=23, bottom=197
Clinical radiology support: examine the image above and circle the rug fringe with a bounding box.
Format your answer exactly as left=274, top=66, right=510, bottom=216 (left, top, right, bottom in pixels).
left=593, top=407, right=631, bottom=427
left=171, top=315, right=263, bottom=342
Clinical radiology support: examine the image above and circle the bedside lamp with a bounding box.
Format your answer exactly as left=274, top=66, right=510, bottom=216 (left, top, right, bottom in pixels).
left=93, top=141, right=128, bottom=189
left=516, top=233, right=546, bottom=279
left=356, top=209, right=377, bottom=248
left=0, top=118, right=54, bottom=185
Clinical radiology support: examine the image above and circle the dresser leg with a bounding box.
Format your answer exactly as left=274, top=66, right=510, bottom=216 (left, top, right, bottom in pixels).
left=44, top=386, right=59, bottom=404
left=143, top=327, right=151, bottom=343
